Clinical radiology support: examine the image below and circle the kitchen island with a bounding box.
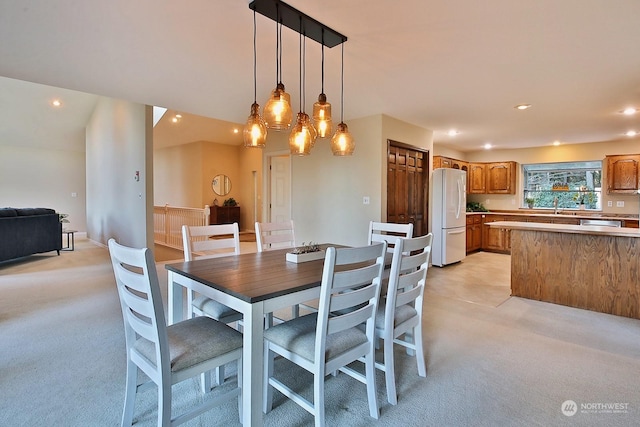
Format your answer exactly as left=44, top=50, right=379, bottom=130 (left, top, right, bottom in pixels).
left=489, top=221, right=640, bottom=319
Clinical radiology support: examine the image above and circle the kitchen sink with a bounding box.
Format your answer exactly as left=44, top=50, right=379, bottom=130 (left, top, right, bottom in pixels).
left=579, top=219, right=622, bottom=227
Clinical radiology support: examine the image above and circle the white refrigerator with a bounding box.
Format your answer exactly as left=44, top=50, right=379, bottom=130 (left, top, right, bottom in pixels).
left=432, top=168, right=467, bottom=267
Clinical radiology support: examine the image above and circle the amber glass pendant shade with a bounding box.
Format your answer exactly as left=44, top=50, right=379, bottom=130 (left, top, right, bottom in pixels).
left=312, top=93, right=332, bottom=138
left=243, top=103, right=268, bottom=148
left=263, top=82, right=293, bottom=130
left=289, top=112, right=317, bottom=156
left=330, top=122, right=355, bottom=156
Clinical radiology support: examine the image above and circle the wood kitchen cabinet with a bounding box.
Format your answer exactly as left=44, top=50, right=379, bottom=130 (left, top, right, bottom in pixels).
left=210, top=205, right=240, bottom=227
left=482, top=214, right=519, bottom=253
left=606, top=154, right=640, bottom=194
left=468, top=163, right=487, bottom=194
left=486, top=161, right=517, bottom=194
left=433, top=156, right=469, bottom=173
left=466, top=215, right=483, bottom=253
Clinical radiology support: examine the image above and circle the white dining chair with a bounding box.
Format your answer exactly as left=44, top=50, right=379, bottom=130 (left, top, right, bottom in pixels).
left=263, top=242, right=387, bottom=427
left=375, top=233, right=432, bottom=405
left=255, top=220, right=296, bottom=252
left=367, top=221, right=414, bottom=252
left=255, top=220, right=311, bottom=320
left=182, top=223, right=242, bottom=322
left=182, top=223, right=243, bottom=390
left=108, top=239, right=243, bottom=427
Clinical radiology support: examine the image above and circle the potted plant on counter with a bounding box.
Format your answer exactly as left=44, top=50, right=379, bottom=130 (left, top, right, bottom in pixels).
left=525, top=197, right=535, bottom=209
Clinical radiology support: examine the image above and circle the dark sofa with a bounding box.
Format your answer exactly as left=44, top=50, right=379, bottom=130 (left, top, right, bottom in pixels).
left=0, top=208, right=62, bottom=263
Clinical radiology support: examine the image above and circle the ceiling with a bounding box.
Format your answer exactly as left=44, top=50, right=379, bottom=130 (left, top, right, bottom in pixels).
left=1, top=0, right=639, bottom=153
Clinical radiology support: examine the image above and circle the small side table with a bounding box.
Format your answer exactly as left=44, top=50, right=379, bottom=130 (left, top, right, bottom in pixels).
left=62, top=230, right=77, bottom=251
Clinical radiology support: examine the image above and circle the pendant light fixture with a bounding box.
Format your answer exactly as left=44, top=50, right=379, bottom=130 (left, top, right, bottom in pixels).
left=289, top=28, right=317, bottom=156
left=243, top=10, right=268, bottom=148
left=331, top=43, right=355, bottom=156
left=263, top=5, right=293, bottom=130
left=312, top=31, right=332, bottom=138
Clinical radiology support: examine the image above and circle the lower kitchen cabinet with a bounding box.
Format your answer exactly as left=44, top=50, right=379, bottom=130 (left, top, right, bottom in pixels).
left=466, top=215, right=483, bottom=253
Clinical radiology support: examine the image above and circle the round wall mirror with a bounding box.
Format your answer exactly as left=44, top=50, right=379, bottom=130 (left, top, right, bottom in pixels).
left=212, top=174, right=232, bottom=196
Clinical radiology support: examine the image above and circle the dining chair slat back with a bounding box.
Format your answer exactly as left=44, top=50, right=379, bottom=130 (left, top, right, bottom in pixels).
left=376, top=233, right=433, bottom=405
left=108, top=239, right=243, bottom=427
left=255, top=220, right=296, bottom=252
left=263, top=241, right=387, bottom=426
left=182, top=223, right=243, bottom=391
left=367, top=221, right=413, bottom=252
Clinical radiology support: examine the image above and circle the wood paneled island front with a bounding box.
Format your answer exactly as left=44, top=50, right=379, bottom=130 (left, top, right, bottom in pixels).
left=489, top=221, right=640, bottom=319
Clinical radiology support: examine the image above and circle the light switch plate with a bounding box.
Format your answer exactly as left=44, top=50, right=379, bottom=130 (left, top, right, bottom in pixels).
left=607, top=201, right=612, bottom=207
left=616, top=201, right=624, bottom=207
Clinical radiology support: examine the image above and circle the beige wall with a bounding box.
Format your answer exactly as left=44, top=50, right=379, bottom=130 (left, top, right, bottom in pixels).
left=434, top=139, right=640, bottom=215
left=86, top=98, right=152, bottom=248
left=263, top=114, right=433, bottom=246
left=0, top=144, right=87, bottom=232
left=154, top=140, right=262, bottom=232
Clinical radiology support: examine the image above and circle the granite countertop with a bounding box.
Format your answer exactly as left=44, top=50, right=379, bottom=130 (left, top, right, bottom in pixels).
left=466, top=210, right=639, bottom=221
left=488, top=220, right=640, bottom=238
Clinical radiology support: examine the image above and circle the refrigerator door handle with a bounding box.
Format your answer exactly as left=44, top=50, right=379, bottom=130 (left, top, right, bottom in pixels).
left=447, top=228, right=466, bottom=235
left=456, top=179, right=462, bottom=219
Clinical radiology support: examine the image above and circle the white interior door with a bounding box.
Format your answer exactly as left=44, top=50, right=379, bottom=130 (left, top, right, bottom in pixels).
left=268, top=155, right=291, bottom=223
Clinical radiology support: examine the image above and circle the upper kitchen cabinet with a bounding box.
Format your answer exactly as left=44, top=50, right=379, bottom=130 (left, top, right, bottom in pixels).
left=606, top=154, right=640, bottom=194
left=486, top=161, right=517, bottom=194
left=468, top=163, right=487, bottom=194
left=433, top=156, right=469, bottom=173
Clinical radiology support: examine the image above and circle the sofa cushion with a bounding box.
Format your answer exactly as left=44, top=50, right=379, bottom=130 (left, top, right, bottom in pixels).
left=15, top=208, right=56, bottom=216
left=0, top=208, right=18, bottom=217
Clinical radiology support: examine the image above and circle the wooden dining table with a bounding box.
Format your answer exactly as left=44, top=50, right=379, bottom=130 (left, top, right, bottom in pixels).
left=165, top=246, right=329, bottom=427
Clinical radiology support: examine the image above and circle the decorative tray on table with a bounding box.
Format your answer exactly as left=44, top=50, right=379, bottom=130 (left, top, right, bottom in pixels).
left=286, top=242, right=326, bottom=263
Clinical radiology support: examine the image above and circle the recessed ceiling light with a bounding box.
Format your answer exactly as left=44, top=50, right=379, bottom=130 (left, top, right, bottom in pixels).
left=553, top=141, right=561, bottom=146
left=51, top=99, right=62, bottom=107
left=483, top=143, right=492, bottom=150
left=447, top=129, right=459, bottom=137
left=514, top=104, right=531, bottom=110
left=621, top=107, right=638, bottom=115
left=625, top=130, right=638, bottom=137
left=175, top=114, right=182, bottom=118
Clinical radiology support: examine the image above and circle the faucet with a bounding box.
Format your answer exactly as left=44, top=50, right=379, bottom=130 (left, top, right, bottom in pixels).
left=553, top=197, right=559, bottom=214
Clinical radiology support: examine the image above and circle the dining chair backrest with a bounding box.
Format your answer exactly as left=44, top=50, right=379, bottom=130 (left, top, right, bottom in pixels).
left=263, top=241, right=388, bottom=425
left=377, top=233, right=433, bottom=405
left=109, top=239, right=168, bottom=381
left=367, top=221, right=413, bottom=252
left=317, top=242, right=387, bottom=369
left=255, top=220, right=296, bottom=252
left=109, top=238, right=243, bottom=426
left=182, top=223, right=240, bottom=261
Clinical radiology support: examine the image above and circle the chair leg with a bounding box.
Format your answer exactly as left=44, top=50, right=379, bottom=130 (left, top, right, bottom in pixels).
left=365, top=348, right=380, bottom=419
left=200, top=371, right=212, bottom=394
left=291, top=304, right=300, bottom=318
left=383, top=337, right=398, bottom=405
left=122, top=360, right=137, bottom=427
left=158, top=379, right=171, bottom=427
left=237, top=356, right=243, bottom=423
left=313, top=369, right=325, bottom=427
left=405, top=330, right=416, bottom=356
left=215, top=365, right=225, bottom=385
left=414, top=324, right=427, bottom=377
left=263, top=346, right=274, bottom=413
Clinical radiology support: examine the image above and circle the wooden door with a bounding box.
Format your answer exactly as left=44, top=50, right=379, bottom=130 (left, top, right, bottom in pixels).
left=387, top=141, right=428, bottom=237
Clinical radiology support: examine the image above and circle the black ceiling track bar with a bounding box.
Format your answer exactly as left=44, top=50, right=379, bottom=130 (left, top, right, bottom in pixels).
left=249, top=0, right=347, bottom=48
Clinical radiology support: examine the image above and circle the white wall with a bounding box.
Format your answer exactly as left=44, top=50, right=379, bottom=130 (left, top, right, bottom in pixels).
left=0, top=144, right=87, bottom=231
left=263, top=114, right=433, bottom=246
left=86, top=98, right=152, bottom=248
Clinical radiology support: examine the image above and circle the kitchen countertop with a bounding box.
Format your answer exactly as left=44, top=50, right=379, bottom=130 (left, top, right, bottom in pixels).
left=466, top=210, right=639, bottom=222
left=488, top=220, right=640, bottom=238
